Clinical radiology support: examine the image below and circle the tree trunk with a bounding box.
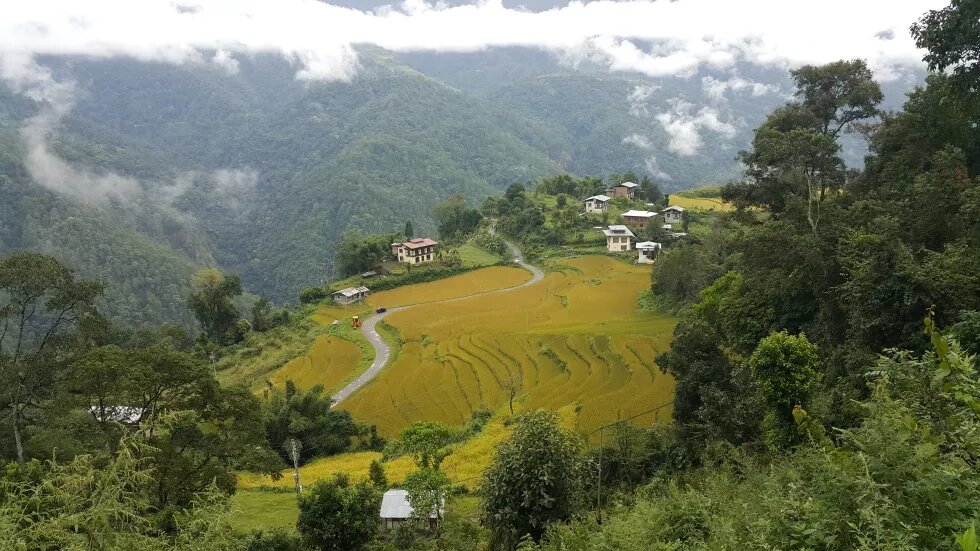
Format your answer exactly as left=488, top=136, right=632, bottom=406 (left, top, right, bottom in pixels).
left=12, top=406, right=24, bottom=464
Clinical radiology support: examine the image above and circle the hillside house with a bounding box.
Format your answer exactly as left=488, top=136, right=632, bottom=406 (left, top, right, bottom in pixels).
left=607, top=181, right=639, bottom=199
left=662, top=205, right=685, bottom=224
left=635, top=241, right=662, bottom=264
left=620, top=209, right=658, bottom=230
left=380, top=489, right=444, bottom=531
left=392, top=238, right=438, bottom=264
left=333, top=286, right=370, bottom=305
left=583, top=194, right=610, bottom=214
left=602, top=225, right=634, bottom=252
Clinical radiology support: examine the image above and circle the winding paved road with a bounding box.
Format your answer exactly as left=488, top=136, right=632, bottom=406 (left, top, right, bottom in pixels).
left=331, top=241, right=544, bottom=406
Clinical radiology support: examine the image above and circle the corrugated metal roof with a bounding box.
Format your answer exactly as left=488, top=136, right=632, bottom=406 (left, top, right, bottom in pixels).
left=635, top=241, right=662, bottom=250
left=584, top=195, right=610, bottom=202
left=602, top=225, right=635, bottom=238
left=621, top=210, right=657, bottom=218
left=379, top=489, right=443, bottom=519
left=663, top=205, right=685, bottom=212
left=619, top=182, right=639, bottom=188
left=334, top=286, right=370, bottom=298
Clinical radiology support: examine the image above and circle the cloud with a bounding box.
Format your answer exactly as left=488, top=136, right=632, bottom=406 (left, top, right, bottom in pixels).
left=623, top=133, right=653, bottom=150
left=701, top=75, right=780, bottom=102
left=0, top=0, right=945, bottom=84
left=655, top=98, right=736, bottom=156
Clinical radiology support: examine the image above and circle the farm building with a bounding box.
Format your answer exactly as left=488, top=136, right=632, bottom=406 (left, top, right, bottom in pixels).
left=662, top=205, right=685, bottom=224
left=635, top=241, right=662, bottom=264
left=380, top=489, right=444, bottom=531
left=392, top=238, right=438, bottom=264
left=333, top=286, right=370, bottom=305
left=607, top=181, right=639, bottom=199
left=602, top=225, right=635, bottom=252
left=583, top=194, right=610, bottom=214
left=620, top=209, right=658, bottom=229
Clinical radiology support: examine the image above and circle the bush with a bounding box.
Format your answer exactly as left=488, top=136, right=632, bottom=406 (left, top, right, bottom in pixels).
left=299, top=286, right=332, bottom=305
left=297, top=474, right=380, bottom=551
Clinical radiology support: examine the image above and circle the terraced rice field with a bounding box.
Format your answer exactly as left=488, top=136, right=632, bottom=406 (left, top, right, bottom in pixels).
left=669, top=195, right=732, bottom=212
left=339, top=256, right=676, bottom=436
left=267, top=334, right=363, bottom=393
left=239, top=411, right=517, bottom=491
left=367, top=266, right=529, bottom=308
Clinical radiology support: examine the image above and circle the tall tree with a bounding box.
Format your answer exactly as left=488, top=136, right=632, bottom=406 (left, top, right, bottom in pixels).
left=187, top=268, right=242, bottom=344
left=0, top=253, right=103, bottom=463
left=912, top=0, right=980, bottom=94
left=404, top=220, right=414, bottom=239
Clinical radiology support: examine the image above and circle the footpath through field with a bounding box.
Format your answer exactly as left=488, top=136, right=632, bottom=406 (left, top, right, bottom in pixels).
left=330, top=241, right=544, bottom=406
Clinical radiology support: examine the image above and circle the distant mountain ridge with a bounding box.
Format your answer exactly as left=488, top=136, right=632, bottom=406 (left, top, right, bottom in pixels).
left=0, top=47, right=923, bottom=324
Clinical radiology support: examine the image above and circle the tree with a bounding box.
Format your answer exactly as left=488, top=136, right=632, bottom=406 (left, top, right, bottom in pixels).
left=368, top=459, right=387, bottom=489
left=403, top=467, right=450, bottom=528
left=404, top=220, right=414, bottom=239
left=251, top=298, right=273, bottom=332
left=749, top=331, right=820, bottom=449
left=481, top=410, right=586, bottom=549
left=335, top=232, right=399, bottom=277
left=394, top=421, right=455, bottom=470
left=500, top=373, right=523, bottom=415
left=790, top=59, right=883, bottom=138
left=0, top=252, right=103, bottom=463
left=296, top=474, right=379, bottom=551
left=71, top=344, right=282, bottom=507
left=263, top=381, right=359, bottom=464
left=431, top=195, right=482, bottom=240
left=912, top=0, right=980, bottom=94
left=188, top=268, right=242, bottom=345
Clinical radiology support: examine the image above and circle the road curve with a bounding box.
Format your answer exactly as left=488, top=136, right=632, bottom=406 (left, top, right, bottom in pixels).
left=331, top=241, right=543, bottom=406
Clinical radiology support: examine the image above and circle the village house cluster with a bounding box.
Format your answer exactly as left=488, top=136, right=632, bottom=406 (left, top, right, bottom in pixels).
left=584, top=181, right=686, bottom=263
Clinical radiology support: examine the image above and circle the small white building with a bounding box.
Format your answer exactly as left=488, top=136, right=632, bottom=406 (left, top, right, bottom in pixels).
left=583, top=195, right=610, bottom=214
left=602, top=225, right=635, bottom=252
left=635, top=241, right=662, bottom=264
left=662, top=205, right=685, bottom=224
left=332, top=286, right=370, bottom=305
left=380, top=489, right=444, bottom=531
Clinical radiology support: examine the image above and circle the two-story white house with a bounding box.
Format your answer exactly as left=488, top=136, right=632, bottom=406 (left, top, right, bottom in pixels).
left=583, top=195, right=610, bottom=214
left=391, top=238, right=438, bottom=264
left=602, top=225, right=634, bottom=252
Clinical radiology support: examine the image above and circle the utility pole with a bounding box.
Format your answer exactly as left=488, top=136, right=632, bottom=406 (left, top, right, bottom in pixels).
left=286, top=437, right=303, bottom=493
left=596, top=427, right=603, bottom=524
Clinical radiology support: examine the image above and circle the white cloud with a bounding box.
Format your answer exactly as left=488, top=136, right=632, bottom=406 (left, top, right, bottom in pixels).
left=655, top=98, right=736, bottom=156
left=701, top=75, right=780, bottom=102
left=623, top=133, right=653, bottom=150
left=0, top=0, right=945, bottom=84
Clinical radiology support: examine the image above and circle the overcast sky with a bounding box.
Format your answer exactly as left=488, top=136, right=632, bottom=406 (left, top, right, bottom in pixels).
left=1, top=0, right=947, bottom=85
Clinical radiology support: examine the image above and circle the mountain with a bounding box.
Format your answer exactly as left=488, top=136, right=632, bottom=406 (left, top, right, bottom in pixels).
left=0, top=47, right=923, bottom=325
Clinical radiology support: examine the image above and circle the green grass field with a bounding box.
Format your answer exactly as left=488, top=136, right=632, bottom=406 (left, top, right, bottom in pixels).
left=456, top=242, right=503, bottom=266
left=230, top=490, right=299, bottom=533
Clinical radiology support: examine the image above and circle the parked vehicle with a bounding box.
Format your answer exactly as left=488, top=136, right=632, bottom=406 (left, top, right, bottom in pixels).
left=376, top=307, right=387, bottom=314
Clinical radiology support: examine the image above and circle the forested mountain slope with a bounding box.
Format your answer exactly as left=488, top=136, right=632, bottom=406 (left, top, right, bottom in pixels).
left=0, top=47, right=923, bottom=324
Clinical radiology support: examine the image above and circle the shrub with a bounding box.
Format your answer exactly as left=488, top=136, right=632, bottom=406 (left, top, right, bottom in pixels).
left=297, top=474, right=380, bottom=551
